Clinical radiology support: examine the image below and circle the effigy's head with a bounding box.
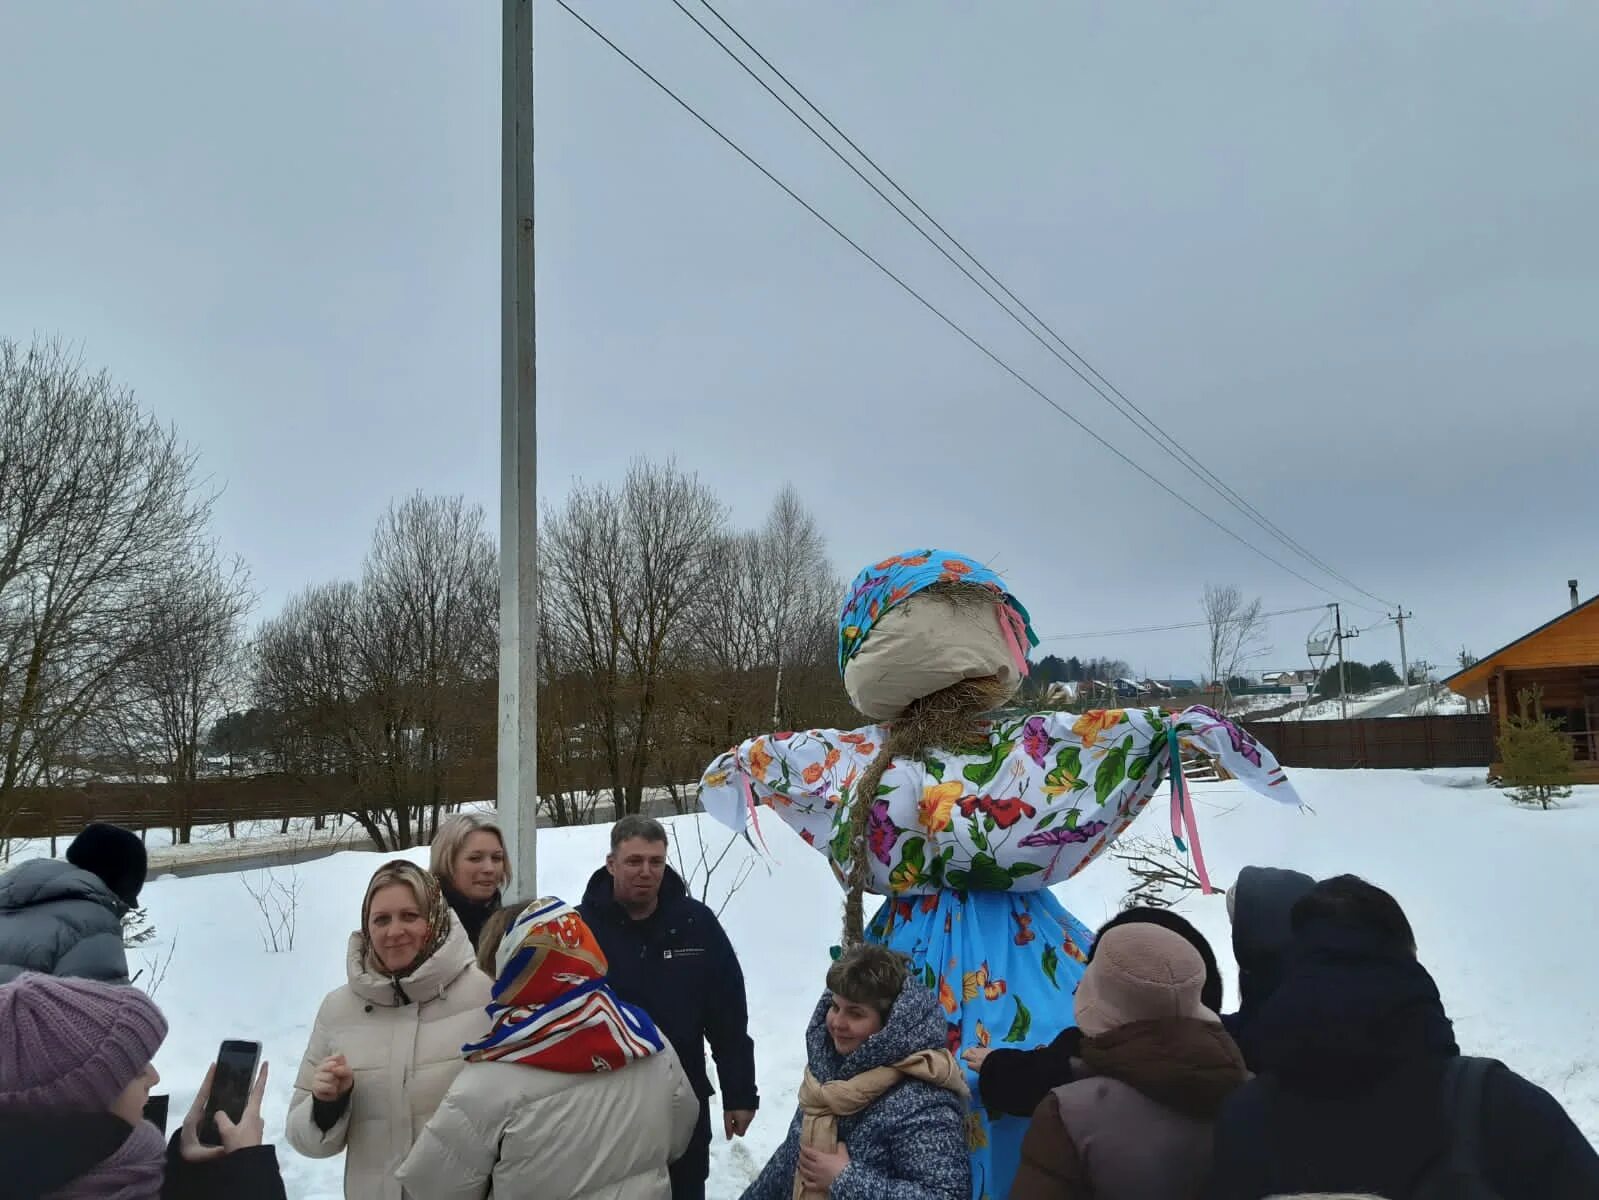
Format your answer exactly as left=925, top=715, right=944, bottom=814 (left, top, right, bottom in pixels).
left=838, top=550, right=1038, bottom=721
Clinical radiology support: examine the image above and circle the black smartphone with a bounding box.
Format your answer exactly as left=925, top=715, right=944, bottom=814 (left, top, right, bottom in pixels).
left=199, top=1040, right=261, bottom=1146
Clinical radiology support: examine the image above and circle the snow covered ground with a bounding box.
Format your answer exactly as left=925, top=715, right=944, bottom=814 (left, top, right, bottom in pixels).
left=89, top=767, right=1597, bottom=1195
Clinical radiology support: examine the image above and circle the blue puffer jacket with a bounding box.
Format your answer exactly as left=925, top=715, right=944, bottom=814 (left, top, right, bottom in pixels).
left=742, top=977, right=971, bottom=1200
left=0, top=859, right=130, bottom=985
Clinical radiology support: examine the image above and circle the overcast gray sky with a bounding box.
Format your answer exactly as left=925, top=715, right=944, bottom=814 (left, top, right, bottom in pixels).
left=3, top=1, right=1594, bottom=679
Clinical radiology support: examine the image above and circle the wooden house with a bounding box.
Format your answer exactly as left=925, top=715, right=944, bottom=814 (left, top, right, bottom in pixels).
left=1444, top=585, right=1599, bottom=782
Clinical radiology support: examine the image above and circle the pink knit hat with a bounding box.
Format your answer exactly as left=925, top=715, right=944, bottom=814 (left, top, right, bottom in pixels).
left=0, top=974, right=168, bottom=1112
left=1074, top=923, right=1222, bottom=1038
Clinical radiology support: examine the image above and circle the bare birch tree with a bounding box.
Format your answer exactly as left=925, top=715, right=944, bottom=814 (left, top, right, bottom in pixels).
left=1201, top=584, right=1267, bottom=711
left=754, top=486, right=830, bottom=726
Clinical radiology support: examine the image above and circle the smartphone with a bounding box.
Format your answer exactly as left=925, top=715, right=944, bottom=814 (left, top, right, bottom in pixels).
left=199, top=1040, right=261, bottom=1146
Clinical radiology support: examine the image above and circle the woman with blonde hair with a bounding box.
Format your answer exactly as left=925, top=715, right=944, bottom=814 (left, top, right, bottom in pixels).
left=286, top=860, right=491, bottom=1200
left=430, top=812, right=511, bottom=951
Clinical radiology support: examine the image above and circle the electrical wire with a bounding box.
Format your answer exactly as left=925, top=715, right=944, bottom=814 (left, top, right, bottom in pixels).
left=1037, top=604, right=1330, bottom=642
left=675, top=0, right=1396, bottom=611
left=555, top=1, right=1381, bottom=604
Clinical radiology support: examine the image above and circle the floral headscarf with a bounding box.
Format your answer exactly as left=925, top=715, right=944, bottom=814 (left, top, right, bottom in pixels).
left=838, top=550, right=1037, bottom=675
left=359, top=860, right=453, bottom=980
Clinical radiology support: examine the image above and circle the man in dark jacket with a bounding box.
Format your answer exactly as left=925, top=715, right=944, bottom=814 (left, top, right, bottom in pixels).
left=1220, top=864, right=1315, bottom=1069
left=0, top=823, right=147, bottom=985
left=580, top=816, right=759, bottom=1200
left=1205, top=874, right=1599, bottom=1200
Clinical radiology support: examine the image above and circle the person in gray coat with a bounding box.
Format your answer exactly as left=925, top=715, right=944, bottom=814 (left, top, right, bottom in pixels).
left=742, top=946, right=970, bottom=1200
left=0, top=823, right=147, bottom=985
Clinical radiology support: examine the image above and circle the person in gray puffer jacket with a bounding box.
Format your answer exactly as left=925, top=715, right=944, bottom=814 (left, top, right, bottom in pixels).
left=0, top=823, right=146, bottom=985
left=742, top=946, right=970, bottom=1200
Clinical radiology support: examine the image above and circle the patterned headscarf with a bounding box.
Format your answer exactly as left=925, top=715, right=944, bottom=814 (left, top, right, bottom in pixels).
left=838, top=550, right=1037, bottom=675
left=463, top=897, right=666, bottom=1073
left=360, top=860, right=453, bottom=980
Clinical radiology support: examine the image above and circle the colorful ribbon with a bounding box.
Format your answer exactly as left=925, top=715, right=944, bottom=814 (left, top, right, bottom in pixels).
left=1167, top=726, right=1214, bottom=895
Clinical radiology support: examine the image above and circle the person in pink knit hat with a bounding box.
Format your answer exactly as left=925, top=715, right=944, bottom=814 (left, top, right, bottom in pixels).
left=0, top=973, right=286, bottom=1199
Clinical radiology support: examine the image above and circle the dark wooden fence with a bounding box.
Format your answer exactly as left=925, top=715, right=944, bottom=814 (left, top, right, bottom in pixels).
left=0, top=775, right=401, bottom=841
left=2, top=756, right=698, bottom=842
left=1242, top=714, right=1493, bottom=770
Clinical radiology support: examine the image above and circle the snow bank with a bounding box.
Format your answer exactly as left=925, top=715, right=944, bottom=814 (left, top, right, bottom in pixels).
left=126, top=768, right=1595, bottom=1196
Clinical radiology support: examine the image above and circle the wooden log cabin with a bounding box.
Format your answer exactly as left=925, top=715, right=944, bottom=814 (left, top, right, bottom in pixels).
left=1445, top=583, right=1599, bottom=782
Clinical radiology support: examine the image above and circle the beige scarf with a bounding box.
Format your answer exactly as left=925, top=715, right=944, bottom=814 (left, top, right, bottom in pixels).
left=792, top=1048, right=969, bottom=1200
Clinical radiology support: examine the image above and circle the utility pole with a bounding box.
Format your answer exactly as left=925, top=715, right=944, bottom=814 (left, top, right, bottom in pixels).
left=1389, top=606, right=1413, bottom=709
left=499, top=0, right=538, bottom=899
left=1333, top=603, right=1350, bottom=720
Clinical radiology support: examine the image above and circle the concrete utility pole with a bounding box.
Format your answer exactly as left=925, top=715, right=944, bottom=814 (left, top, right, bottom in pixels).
left=1333, top=603, right=1350, bottom=720
left=499, top=0, right=538, bottom=898
left=1390, top=606, right=1413, bottom=709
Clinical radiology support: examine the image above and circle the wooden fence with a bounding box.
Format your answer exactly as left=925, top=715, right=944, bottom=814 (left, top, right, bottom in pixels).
left=5, top=714, right=1498, bottom=840
left=1242, top=714, right=1493, bottom=770
left=1, top=756, right=701, bottom=842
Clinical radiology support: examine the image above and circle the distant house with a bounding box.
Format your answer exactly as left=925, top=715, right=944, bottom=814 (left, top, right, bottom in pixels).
left=1261, top=670, right=1303, bottom=687
left=1445, top=586, right=1599, bottom=782
left=1158, top=679, right=1200, bottom=694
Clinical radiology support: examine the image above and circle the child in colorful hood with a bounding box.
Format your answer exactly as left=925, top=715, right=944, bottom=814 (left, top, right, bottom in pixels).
left=698, top=550, right=1302, bottom=1200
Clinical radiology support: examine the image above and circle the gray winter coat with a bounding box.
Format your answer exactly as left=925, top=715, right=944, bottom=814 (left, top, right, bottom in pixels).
left=742, top=979, right=971, bottom=1200
left=0, top=858, right=131, bottom=985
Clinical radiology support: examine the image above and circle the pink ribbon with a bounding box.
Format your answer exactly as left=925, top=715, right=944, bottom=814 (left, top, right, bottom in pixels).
left=996, top=604, right=1031, bottom=678
left=740, top=771, right=771, bottom=855
left=1168, top=742, right=1214, bottom=895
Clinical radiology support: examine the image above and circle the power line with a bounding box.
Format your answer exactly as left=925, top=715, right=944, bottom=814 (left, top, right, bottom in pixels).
left=1038, top=604, right=1329, bottom=643
left=555, top=2, right=1378, bottom=603
left=675, top=0, right=1396, bottom=611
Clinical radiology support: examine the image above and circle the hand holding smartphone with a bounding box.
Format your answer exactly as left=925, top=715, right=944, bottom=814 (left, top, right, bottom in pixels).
left=179, top=1052, right=269, bottom=1163
left=199, top=1040, right=262, bottom=1146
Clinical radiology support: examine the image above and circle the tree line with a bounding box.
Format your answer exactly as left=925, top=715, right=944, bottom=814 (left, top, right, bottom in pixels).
left=249, top=465, right=848, bottom=848
left=2, top=338, right=853, bottom=852
left=1314, top=660, right=1404, bottom=697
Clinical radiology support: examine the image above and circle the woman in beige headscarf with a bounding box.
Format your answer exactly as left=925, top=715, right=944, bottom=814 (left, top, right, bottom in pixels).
left=285, top=860, right=490, bottom=1200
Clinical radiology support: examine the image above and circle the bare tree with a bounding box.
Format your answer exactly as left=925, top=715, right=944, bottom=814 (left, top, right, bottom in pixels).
left=241, top=866, right=302, bottom=952
left=754, top=486, right=830, bottom=726
left=113, top=549, right=255, bottom=842
left=669, top=814, right=761, bottom=918
left=542, top=460, right=727, bottom=815
left=255, top=496, right=496, bottom=850
left=0, top=337, right=214, bottom=832
left=1201, top=584, right=1267, bottom=712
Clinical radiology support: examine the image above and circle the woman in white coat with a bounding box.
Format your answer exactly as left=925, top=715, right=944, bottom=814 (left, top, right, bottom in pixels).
left=286, top=860, right=491, bottom=1200
left=397, top=897, right=700, bottom=1200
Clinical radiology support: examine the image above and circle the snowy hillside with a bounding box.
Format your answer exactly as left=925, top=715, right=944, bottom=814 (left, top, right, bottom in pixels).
left=111, top=767, right=1598, bottom=1197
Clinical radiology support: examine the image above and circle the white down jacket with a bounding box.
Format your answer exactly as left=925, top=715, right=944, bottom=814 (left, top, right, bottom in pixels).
left=396, top=1042, right=701, bottom=1200
left=286, top=918, right=491, bottom=1200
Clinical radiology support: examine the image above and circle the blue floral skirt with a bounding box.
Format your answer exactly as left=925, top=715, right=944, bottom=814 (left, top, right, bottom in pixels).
left=867, top=888, right=1094, bottom=1200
